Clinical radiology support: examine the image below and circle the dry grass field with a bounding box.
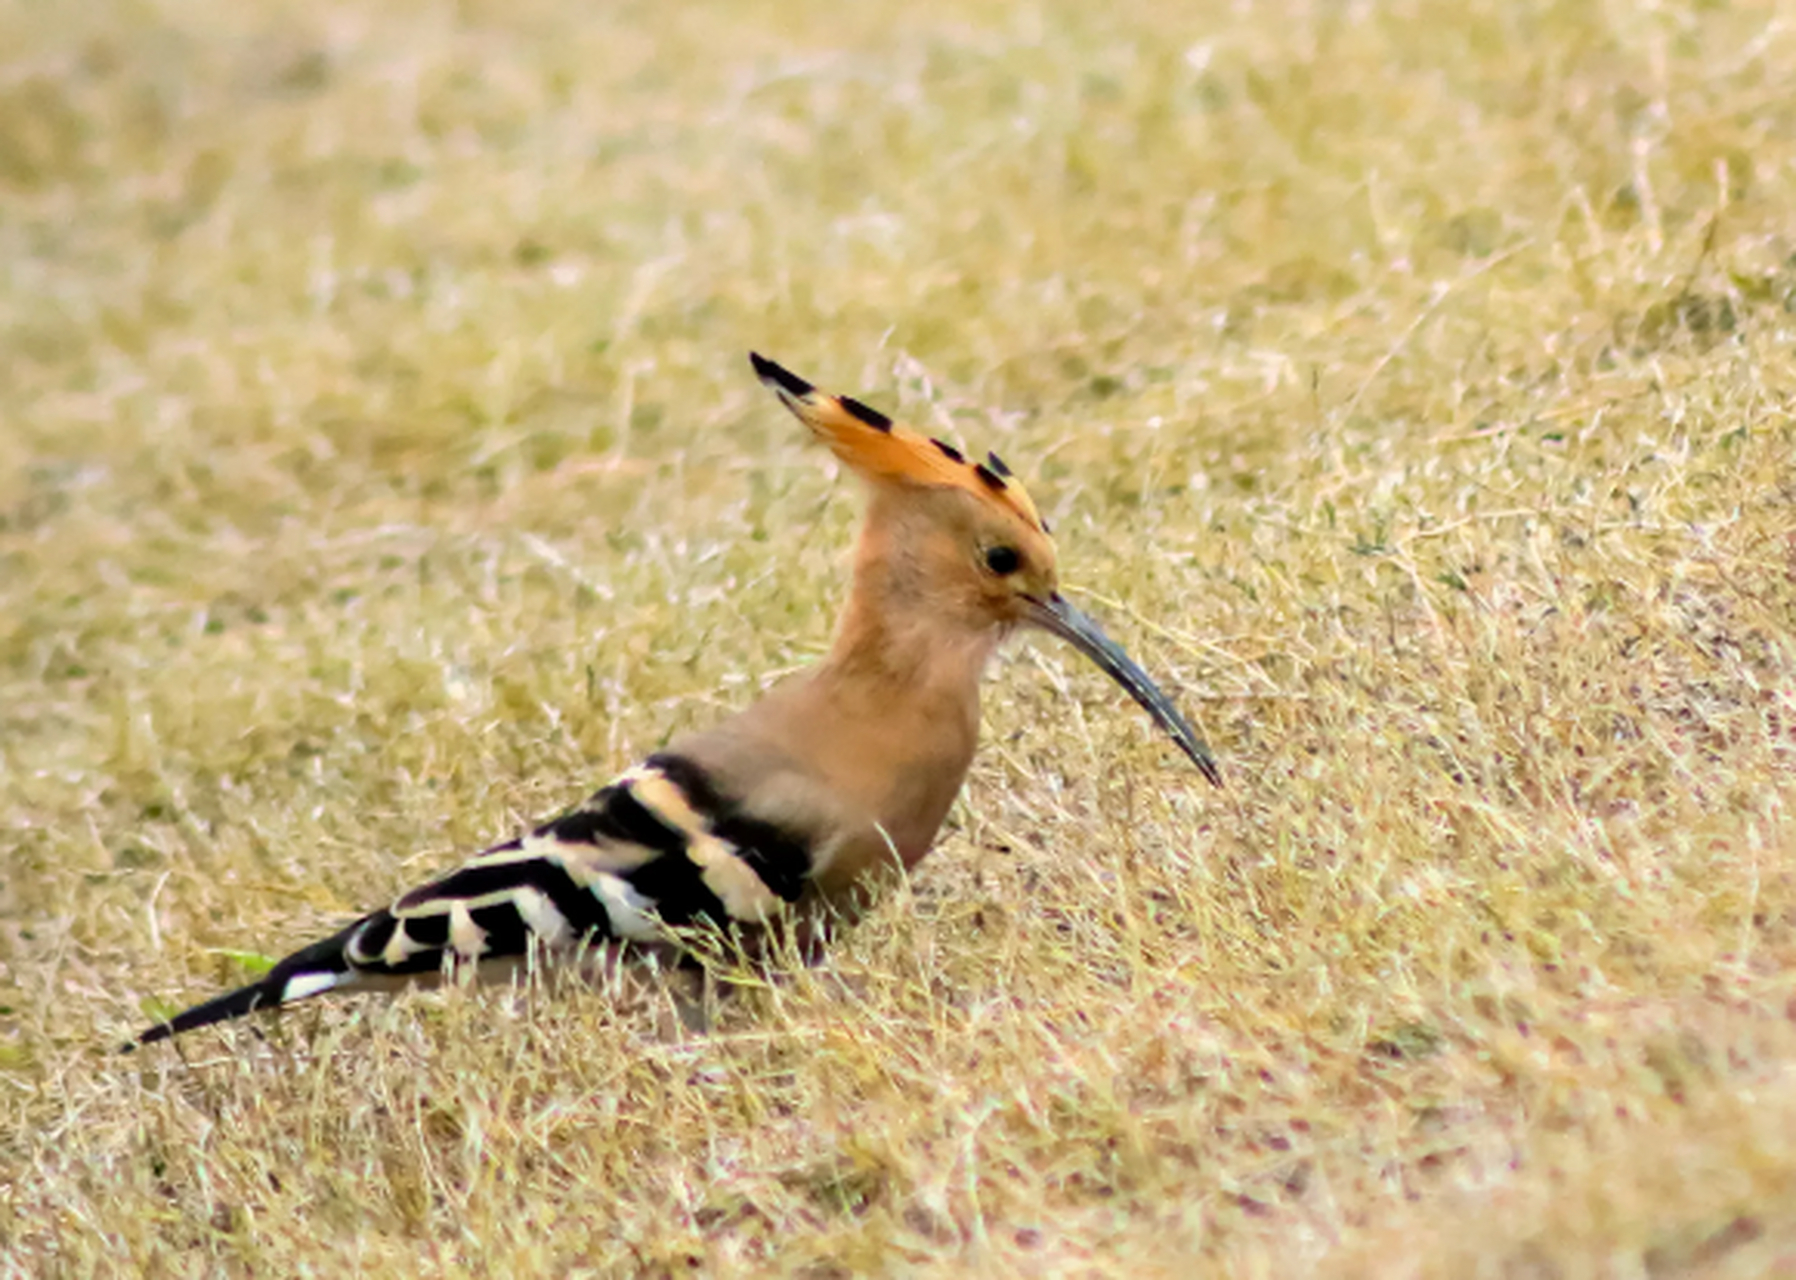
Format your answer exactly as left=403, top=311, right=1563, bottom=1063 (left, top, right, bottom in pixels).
left=4, top=0, right=1796, bottom=1273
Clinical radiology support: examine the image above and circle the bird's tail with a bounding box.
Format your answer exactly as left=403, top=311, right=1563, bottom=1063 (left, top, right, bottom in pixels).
left=125, top=923, right=366, bottom=1051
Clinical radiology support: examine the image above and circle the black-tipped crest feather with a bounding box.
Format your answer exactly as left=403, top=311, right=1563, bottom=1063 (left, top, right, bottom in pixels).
left=749, top=352, right=813, bottom=399
left=838, top=396, right=892, bottom=432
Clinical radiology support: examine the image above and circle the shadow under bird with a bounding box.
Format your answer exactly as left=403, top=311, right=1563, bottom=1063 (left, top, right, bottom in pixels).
left=127, top=354, right=1221, bottom=1049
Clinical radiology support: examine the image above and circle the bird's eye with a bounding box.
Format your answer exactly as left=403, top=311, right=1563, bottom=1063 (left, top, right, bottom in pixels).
left=983, top=545, right=1022, bottom=576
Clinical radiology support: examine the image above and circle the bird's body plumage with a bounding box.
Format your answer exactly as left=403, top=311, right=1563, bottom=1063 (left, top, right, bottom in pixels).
left=128, top=355, right=1219, bottom=1050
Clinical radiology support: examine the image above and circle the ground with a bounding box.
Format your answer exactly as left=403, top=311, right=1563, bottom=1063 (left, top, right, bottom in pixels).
left=3, top=0, right=1795, bottom=1274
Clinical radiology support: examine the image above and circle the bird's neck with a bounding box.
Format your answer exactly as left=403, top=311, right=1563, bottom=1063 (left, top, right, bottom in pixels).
left=681, top=507, right=1004, bottom=879
left=760, top=549, right=996, bottom=864
left=818, top=488, right=1003, bottom=701
left=818, top=578, right=1001, bottom=704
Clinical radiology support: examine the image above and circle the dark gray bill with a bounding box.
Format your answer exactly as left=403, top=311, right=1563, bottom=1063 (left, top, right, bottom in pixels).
left=1024, top=593, right=1222, bottom=786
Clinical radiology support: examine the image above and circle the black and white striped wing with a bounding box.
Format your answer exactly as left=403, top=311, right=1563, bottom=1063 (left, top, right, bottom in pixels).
left=130, top=754, right=816, bottom=1047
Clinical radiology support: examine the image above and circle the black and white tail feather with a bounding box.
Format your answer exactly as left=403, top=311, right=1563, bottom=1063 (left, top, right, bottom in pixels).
left=127, top=754, right=816, bottom=1049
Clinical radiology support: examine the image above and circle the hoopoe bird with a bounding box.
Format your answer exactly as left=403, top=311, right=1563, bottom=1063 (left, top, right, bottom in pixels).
left=127, top=354, right=1220, bottom=1049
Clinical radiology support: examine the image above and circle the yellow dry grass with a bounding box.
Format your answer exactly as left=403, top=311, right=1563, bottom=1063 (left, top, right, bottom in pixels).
left=4, top=0, right=1795, bottom=1273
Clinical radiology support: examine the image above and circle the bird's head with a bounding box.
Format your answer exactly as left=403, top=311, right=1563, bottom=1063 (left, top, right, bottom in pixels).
left=750, top=353, right=1221, bottom=785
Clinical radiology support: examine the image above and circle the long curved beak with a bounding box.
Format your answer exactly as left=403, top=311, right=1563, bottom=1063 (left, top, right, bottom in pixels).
left=1023, top=593, right=1222, bottom=786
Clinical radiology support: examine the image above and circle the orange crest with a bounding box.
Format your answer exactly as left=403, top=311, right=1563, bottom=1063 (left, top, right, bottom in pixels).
left=750, top=353, right=1046, bottom=533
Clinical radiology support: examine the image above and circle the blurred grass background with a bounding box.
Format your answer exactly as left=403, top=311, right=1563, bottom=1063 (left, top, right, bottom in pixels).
left=3, top=0, right=1795, bottom=1273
